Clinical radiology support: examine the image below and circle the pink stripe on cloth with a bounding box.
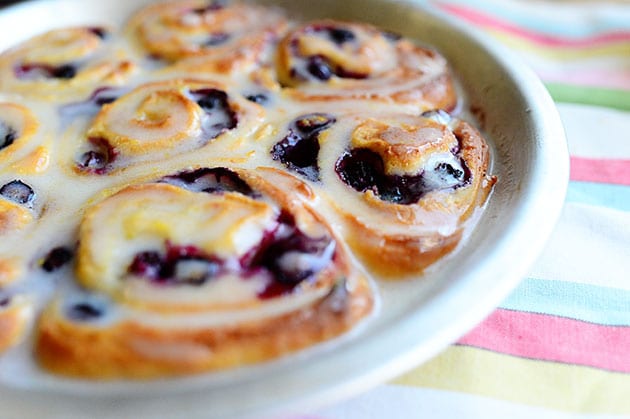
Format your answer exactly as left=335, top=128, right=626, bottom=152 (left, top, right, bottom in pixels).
left=537, top=69, right=630, bottom=91
left=458, top=308, right=630, bottom=373
left=570, top=157, right=630, bottom=186
left=437, top=3, right=630, bottom=47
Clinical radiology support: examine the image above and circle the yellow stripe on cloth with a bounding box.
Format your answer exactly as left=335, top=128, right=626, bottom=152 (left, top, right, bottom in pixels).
left=393, top=345, right=630, bottom=415
left=486, top=30, right=630, bottom=61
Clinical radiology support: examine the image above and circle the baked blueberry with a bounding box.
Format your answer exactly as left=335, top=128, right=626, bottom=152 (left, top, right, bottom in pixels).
left=204, top=32, right=230, bottom=46
left=327, top=27, right=355, bottom=44
left=0, top=180, right=35, bottom=207
left=335, top=148, right=470, bottom=205
left=160, top=167, right=255, bottom=196
left=0, top=122, right=16, bottom=151
left=14, top=63, right=78, bottom=80
left=306, top=55, right=333, bottom=81
left=42, top=247, right=73, bottom=272
left=271, top=114, right=336, bottom=182
left=245, top=93, right=268, bottom=105
left=190, top=89, right=238, bottom=139
left=77, top=138, right=115, bottom=174
left=67, top=301, right=104, bottom=321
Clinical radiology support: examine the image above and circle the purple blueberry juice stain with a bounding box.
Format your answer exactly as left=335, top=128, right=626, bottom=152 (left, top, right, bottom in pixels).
left=160, top=167, right=256, bottom=196
left=0, top=180, right=35, bottom=207
left=0, top=121, right=16, bottom=151
left=14, top=63, right=78, bottom=80
left=189, top=89, right=238, bottom=140
left=271, top=114, right=336, bottom=182
left=238, top=211, right=336, bottom=299
left=128, top=244, right=224, bottom=286
left=126, top=213, right=335, bottom=298
left=41, top=247, right=73, bottom=272
left=335, top=148, right=470, bottom=205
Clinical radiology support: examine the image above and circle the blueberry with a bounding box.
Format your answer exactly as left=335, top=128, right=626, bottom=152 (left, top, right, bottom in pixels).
left=42, top=247, right=73, bottom=272
left=307, top=56, right=333, bottom=81
left=190, top=89, right=238, bottom=139
left=88, top=27, right=108, bottom=40
left=51, top=64, right=77, bottom=80
left=77, top=138, right=114, bottom=174
left=128, top=251, right=163, bottom=280
left=0, top=296, right=9, bottom=308
left=160, top=167, right=255, bottom=196
left=382, top=30, right=402, bottom=41
left=328, top=28, right=355, bottom=44
left=335, top=149, right=383, bottom=193
left=0, top=122, right=16, bottom=151
left=436, top=162, right=464, bottom=180
left=195, top=89, right=225, bottom=111
left=204, top=32, right=230, bottom=47
left=246, top=217, right=336, bottom=299
left=245, top=93, right=268, bottom=105
left=90, top=87, right=120, bottom=106
left=191, top=0, right=225, bottom=13
left=335, top=148, right=470, bottom=205
left=271, top=131, right=320, bottom=182
left=78, top=150, right=108, bottom=171
left=0, top=180, right=35, bottom=206
left=271, top=114, right=335, bottom=182
left=172, top=257, right=220, bottom=285
left=294, top=113, right=335, bottom=134
left=67, top=302, right=104, bottom=321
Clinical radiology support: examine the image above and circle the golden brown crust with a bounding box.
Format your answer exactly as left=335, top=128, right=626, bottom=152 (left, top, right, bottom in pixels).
left=0, top=296, right=32, bottom=353
left=36, top=277, right=372, bottom=379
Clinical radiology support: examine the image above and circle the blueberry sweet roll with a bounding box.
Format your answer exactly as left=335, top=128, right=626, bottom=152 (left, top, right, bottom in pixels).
left=0, top=103, right=50, bottom=174
left=0, top=27, right=135, bottom=100
left=316, top=111, right=496, bottom=277
left=127, top=0, right=288, bottom=77
left=36, top=167, right=374, bottom=378
left=277, top=20, right=457, bottom=111
left=74, top=79, right=264, bottom=174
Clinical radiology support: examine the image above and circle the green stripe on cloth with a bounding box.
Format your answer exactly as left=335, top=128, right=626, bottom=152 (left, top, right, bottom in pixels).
left=545, top=82, right=630, bottom=111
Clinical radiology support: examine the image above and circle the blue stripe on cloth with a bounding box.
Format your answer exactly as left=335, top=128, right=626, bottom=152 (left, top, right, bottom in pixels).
left=566, top=181, right=630, bottom=212
left=500, top=277, right=630, bottom=326
left=435, top=0, right=630, bottom=37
